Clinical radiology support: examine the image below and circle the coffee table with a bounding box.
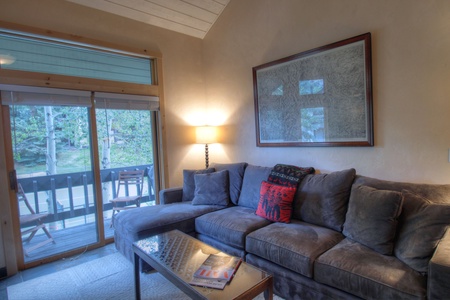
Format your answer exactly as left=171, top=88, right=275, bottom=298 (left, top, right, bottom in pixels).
left=133, top=230, right=273, bottom=300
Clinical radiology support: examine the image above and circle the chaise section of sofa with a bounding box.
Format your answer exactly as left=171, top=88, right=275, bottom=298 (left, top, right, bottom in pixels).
left=113, top=162, right=248, bottom=267
left=114, top=201, right=224, bottom=263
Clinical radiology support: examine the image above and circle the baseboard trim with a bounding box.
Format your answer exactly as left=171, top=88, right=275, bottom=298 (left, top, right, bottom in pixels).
left=0, top=266, right=7, bottom=279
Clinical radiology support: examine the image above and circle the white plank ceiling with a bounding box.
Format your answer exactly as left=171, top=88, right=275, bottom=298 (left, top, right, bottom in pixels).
left=66, top=0, right=231, bottom=39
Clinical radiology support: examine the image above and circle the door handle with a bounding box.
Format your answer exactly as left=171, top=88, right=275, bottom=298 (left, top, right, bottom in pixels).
left=9, top=170, right=17, bottom=191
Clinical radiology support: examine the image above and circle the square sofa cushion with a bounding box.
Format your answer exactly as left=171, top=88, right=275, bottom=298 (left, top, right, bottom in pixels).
left=238, top=165, right=272, bottom=209
left=394, top=190, right=450, bottom=273
left=315, top=238, right=427, bottom=299
left=192, top=170, right=230, bottom=206
left=182, top=168, right=215, bottom=202
left=267, top=164, right=315, bottom=188
left=195, top=206, right=272, bottom=250
left=246, top=220, right=344, bottom=278
left=256, top=181, right=297, bottom=223
left=211, top=162, right=247, bottom=205
left=343, top=185, right=403, bottom=255
left=293, top=168, right=356, bottom=231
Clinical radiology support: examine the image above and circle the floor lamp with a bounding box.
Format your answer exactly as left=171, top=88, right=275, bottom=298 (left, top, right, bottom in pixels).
left=196, top=126, right=217, bottom=169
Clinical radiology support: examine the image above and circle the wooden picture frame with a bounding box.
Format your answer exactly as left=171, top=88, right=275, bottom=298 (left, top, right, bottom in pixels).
left=253, top=33, right=373, bottom=147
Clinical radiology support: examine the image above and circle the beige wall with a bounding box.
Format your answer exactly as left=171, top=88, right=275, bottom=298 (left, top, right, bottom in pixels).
left=202, top=0, right=450, bottom=184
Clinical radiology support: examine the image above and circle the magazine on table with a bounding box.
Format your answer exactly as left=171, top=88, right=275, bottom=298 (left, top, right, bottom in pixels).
left=194, top=254, right=242, bottom=280
left=189, top=254, right=242, bottom=289
left=189, top=277, right=228, bottom=290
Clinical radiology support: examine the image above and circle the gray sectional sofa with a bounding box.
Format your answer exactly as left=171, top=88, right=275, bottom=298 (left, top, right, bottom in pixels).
left=113, top=162, right=450, bottom=299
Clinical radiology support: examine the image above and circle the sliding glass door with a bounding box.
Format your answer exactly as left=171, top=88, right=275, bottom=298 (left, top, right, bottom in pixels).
left=1, top=86, right=158, bottom=266
left=3, top=87, right=99, bottom=263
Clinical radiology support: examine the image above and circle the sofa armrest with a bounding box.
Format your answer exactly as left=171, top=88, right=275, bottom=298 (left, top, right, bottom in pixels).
left=428, top=228, right=450, bottom=300
left=159, top=187, right=183, bottom=204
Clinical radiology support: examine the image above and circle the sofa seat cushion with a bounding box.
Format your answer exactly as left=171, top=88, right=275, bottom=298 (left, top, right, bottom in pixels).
left=246, top=220, right=344, bottom=278
left=195, top=206, right=271, bottom=249
left=114, top=202, right=224, bottom=261
left=315, top=238, right=427, bottom=300
left=197, top=234, right=247, bottom=258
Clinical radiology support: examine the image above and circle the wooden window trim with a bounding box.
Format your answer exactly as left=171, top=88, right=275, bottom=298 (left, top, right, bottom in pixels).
left=0, top=21, right=162, bottom=96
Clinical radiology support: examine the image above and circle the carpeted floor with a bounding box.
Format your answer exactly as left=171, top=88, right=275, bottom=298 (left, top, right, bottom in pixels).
left=7, top=253, right=280, bottom=300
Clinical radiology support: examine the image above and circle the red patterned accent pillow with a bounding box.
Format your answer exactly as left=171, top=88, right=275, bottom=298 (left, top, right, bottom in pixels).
left=256, top=181, right=297, bottom=223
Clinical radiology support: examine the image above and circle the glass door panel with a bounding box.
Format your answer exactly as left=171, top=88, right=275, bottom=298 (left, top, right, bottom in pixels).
left=95, top=105, right=156, bottom=239
left=4, top=89, right=99, bottom=263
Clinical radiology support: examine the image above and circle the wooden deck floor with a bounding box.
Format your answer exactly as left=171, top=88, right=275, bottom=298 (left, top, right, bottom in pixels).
left=23, top=218, right=115, bottom=264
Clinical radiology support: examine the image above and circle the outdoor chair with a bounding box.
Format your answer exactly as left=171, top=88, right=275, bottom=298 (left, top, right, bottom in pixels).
left=17, top=183, right=55, bottom=256
left=110, top=170, right=145, bottom=224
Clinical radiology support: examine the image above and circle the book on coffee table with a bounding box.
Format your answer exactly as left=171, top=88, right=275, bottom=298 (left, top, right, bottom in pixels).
left=189, top=254, right=242, bottom=289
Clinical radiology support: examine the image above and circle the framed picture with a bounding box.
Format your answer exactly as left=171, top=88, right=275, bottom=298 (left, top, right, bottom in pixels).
left=253, top=33, right=373, bottom=147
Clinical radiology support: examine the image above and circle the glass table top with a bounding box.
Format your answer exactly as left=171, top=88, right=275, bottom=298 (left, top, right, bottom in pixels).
left=134, top=230, right=272, bottom=299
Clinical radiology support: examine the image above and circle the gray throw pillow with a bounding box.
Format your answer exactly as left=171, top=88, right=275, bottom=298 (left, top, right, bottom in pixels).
left=182, top=168, right=215, bottom=202
left=394, top=190, right=450, bottom=274
left=293, top=168, right=356, bottom=231
left=211, top=162, right=247, bottom=205
left=192, top=170, right=230, bottom=206
left=343, top=185, right=403, bottom=255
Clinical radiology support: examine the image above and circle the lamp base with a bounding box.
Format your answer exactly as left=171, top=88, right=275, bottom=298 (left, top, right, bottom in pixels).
left=205, top=144, right=209, bottom=169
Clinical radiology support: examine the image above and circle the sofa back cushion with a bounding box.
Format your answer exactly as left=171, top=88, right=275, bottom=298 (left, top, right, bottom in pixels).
left=394, top=190, right=450, bottom=274
left=293, top=168, right=356, bottom=231
left=238, top=164, right=272, bottom=209
left=343, top=185, right=403, bottom=255
left=353, top=175, right=450, bottom=205
left=211, top=162, right=247, bottom=205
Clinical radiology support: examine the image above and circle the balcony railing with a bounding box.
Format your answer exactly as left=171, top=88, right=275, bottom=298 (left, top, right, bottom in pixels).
left=18, top=164, right=155, bottom=226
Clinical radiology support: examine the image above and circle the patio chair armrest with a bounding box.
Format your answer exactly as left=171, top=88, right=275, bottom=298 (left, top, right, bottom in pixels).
left=428, top=228, right=450, bottom=299
left=159, top=187, right=183, bottom=204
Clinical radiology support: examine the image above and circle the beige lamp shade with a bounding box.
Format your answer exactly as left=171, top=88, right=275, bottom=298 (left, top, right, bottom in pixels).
left=196, top=126, right=217, bottom=144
